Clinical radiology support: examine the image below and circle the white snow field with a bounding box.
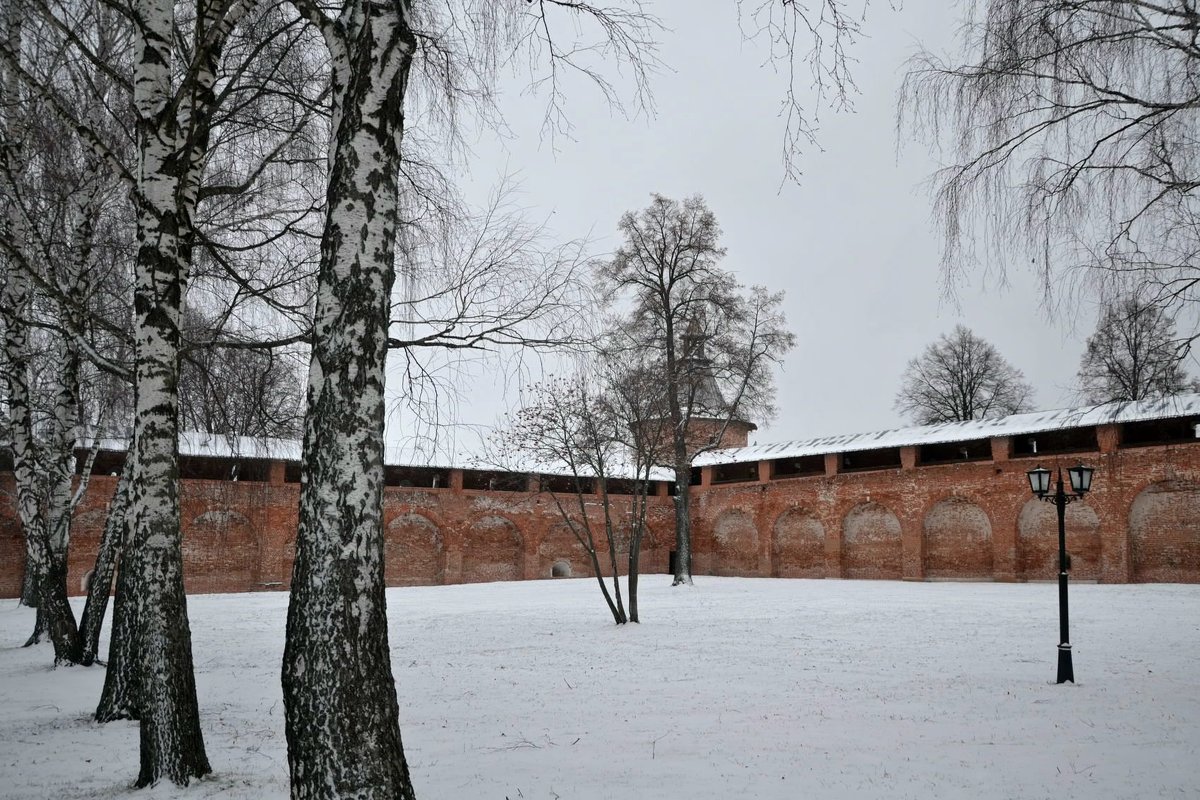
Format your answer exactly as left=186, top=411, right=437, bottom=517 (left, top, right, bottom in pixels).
left=1, top=578, right=1197, bottom=799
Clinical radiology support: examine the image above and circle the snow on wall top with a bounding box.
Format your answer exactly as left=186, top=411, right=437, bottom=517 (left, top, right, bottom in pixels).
left=693, top=393, right=1200, bottom=467
left=71, top=393, right=1200, bottom=476
left=76, top=432, right=675, bottom=480
left=81, top=432, right=305, bottom=463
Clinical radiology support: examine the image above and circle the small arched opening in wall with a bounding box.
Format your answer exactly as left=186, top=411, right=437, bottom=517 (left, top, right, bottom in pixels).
left=1017, top=499, right=1101, bottom=581
left=923, top=497, right=993, bottom=580
left=842, top=502, right=902, bottom=580
left=771, top=508, right=825, bottom=578
left=385, top=513, right=444, bottom=586
left=462, top=515, right=523, bottom=584
left=711, top=508, right=759, bottom=576
left=551, top=560, right=572, bottom=578
left=537, top=523, right=591, bottom=580
left=184, top=510, right=259, bottom=593
left=1129, top=480, right=1200, bottom=583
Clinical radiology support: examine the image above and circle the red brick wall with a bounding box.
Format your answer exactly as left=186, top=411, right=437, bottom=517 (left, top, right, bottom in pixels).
left=692, top=438, right=1200, bottom=584
left=4, top=433, right=1200, bottom=596
left=0, top=475, right=24, bottom=597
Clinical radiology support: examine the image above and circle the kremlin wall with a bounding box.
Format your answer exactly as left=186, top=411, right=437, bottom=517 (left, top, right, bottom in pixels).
left=2, top=395, right=1200, bottom=596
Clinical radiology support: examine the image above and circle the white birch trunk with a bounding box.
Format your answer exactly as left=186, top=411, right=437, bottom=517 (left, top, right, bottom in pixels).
left=123, top=0, right=210, bottom=783
left=0, top=3, right=80, bottom=658
left=281, top=3, right=417, bottom=796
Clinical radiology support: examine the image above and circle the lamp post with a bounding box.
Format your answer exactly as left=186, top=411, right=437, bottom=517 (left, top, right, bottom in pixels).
left=1026, top=463, right=1094, bottom=684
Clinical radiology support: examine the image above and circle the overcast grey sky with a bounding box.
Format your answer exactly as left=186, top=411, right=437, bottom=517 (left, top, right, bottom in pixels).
left=388, top=0, right=1138, bottom=452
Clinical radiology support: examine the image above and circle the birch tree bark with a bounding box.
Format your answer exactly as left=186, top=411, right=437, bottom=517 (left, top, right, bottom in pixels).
left=1, top=0, right=80, bottom=661
left=281, top=2, right=417, bottom=797
left=79, top=468, right=131, bottom=666
left=96, top=458, right=142, bottom=721
left=119, top=0, right=223, bottom=783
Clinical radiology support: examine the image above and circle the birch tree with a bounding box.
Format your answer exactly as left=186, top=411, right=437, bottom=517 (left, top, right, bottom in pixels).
left=0, top=0, right=98, bottom=665
left=601, top=194, right=794, bottom=586
left=278, top=2, right=663, bottom=794
left=900, top=0, right=1200, bottom=331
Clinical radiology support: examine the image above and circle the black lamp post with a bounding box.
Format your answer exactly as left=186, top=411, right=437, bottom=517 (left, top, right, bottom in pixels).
left=1026, top=463, right=1094, bottom=684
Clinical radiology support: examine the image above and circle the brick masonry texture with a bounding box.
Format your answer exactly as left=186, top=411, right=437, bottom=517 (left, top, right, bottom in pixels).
left=2, top=422, right=1200, bottom=596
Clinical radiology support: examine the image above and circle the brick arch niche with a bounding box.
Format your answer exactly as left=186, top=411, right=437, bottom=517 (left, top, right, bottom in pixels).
left=462, top=515, right=523, bottom=583
left=1017, top=499, right=1101, bottom=580
left=923, top=497, right=993, bottom=579
left=385, top=513, right=444, bottom=586
left=842, top=502, right=902, bottom=580
left=1129, top=480, right=1200, bottom=582
left=772, top=508, right=825, bottom=578
left=537, top=523, right=591, bottom=580
left=711, top=508, right=759, bottom=576
left=184, top=510, right=259, bottom=593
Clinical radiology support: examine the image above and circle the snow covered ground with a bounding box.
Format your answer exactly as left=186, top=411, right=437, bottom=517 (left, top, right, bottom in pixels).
left=1, top=578, right=1197, bottom=799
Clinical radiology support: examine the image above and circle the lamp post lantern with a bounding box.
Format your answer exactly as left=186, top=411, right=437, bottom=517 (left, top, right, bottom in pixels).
left=1026, top=464, right=1094, bottom=684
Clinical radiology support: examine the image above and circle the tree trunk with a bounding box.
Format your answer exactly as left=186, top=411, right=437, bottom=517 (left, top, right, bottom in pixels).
left=96, top=541, right=141, bottom=721
left=125, top=260, right=209, bottom=784
left=0, top=1, right=45, bottom=635
left=596, top=480, right=627, bottom=622
left=626, top=486, right=650, bottom=623
left=120, top=0, right=210, bottom=783
left=22, top=607, right=45, bottom=648
left=585, top=539, right=624, bottom=625
left=10, top=324, right=86, bottom=665
left=672, top=463, right=693, bottom=586
left=36, top=336, right=85, bottom=664
left=19, top=541, right=38, bottom=608
left=79, top=469, right=131, bottom=666
left=627, top=551, right=640, bottom=623
left=281, top=4, right=417, bottom=798
left=37, top=548, right=81, bottom=664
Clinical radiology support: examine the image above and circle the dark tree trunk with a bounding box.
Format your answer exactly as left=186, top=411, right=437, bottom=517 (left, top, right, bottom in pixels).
left=597, top=481, right=627, bottom=623
left=281, top=4, right=417, bottom=798
left=96, top=544, right=141, bottom=722
left=19, top=543, right=38, bottom=607
left=33, top=538, right=82, bottom=664
left=672, top=460, right=693, bottom=586
left=584, top=538, right=624, bottom=625
left=22, top=607, right=46, bottom=648
left=626, top=485, right=650, bottom=623
left=78, top=470, right=131, bottom=666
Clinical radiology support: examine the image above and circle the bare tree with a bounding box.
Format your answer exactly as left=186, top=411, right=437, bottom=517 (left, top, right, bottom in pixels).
left=602, top=354, right=672, bottom=621
left=2, top=0, right=333, bottom=783
left=384, top=179, right=595, bottom=440
left=179, top=306, right=306, bottom=440
left=496, top=376, right=632, bottom=624
left=1078, top=297, right=1193, bottom=404
left=900, top=0, right=1200, bottom=328
left=895, top=325, right=1033, bottom=425
left=277, top=2, right=667, bottom=794
left=738, top=0, right=874, bottom=181
left=601, top=194, right=795, bottom=586
left=0, top=0, right=108, bottom=665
